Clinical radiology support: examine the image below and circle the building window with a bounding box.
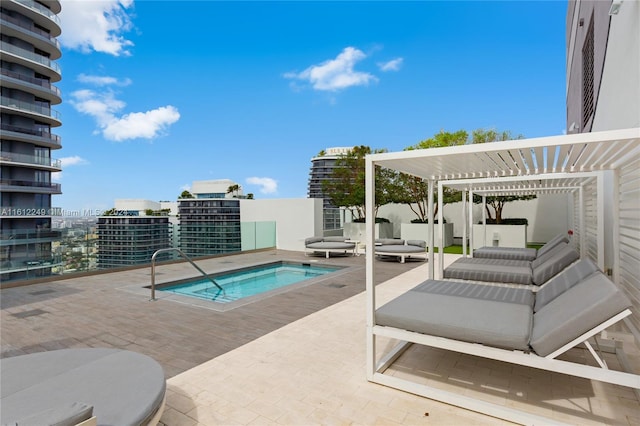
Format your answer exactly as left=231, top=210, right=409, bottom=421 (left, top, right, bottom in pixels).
left=582, top=14, right=595, bottom=128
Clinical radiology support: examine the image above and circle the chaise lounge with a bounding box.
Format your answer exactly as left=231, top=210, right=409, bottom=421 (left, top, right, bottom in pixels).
left=374, top=239, right=427, bottom=263
left=372, top=259, right=639, bottom=422
left=473, top=233, right=569, bottom=261
left=305, top=236, right=357, bottom=258
left=0, top=348, right=166, bottom=426
left=443, top=241, right=579, bottom=286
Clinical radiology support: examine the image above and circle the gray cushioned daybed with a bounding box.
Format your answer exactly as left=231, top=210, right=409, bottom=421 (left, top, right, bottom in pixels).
left=305, top=236, right=357, bottom=258
left=375, top=239, right=427, bottom=263
left=473, top=233, right=569, bottom=261
left=0, top=348, right=166, bottom=426
left=443, top=242, right=579, bottom=286
left=377, top=258, right=631, bottom=357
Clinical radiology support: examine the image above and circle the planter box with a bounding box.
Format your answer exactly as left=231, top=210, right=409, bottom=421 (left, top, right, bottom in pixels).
left=400, top=223, right=454, bottom=247
left=472, top=224, right=527, bottom=250
left=343, top=222, right=394, bottom=241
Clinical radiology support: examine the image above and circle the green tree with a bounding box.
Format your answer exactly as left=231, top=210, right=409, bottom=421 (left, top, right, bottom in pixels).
left=226, top=184, right=240, bottom=198
left=246, top=193, right=254, bottom=200
left=322, top=145, right=396, bottom=221
left=398, top=128, right=533, bottom=224
left=178, top=190, right=194, bottom=199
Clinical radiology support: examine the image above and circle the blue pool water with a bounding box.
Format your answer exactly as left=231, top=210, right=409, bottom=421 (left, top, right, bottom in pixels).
left=158, top=262, right=340, bottom=303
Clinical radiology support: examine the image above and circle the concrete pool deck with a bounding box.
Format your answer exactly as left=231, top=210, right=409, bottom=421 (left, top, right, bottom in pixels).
left=2, top=249, right=639, bottom=425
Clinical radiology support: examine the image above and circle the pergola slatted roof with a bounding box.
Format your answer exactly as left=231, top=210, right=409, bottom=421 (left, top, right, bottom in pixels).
left=371, top=128, right=640, bottom=183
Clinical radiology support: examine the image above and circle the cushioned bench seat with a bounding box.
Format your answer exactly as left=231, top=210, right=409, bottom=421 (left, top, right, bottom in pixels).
left=376, top=259, right=631, bottom=357
left=0, top=348, right=166, bottom=426
left=473, top=234, right=569, bottom=261
left=444, top=243, right=579, bottom=286
left=305, top=236, right=356, bottom=258
left=375, top=239, right=427, bottom=263
left=473, top=246, right=538, bottom=261
left=376, top=279, right=534, bottom=350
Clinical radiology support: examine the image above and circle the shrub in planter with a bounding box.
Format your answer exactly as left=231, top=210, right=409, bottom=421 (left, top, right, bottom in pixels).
left=354, top=217, right=390, bottom=223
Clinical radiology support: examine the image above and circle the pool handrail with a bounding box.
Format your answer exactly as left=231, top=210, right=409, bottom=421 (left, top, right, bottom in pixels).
left=150, top=248, right=225, bottom=301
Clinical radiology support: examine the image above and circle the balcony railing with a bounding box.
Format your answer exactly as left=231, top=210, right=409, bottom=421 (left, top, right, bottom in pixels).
left=0, top=206, right=62, bottom=217
left=0, top=69, right=61, bottom=98
left=0, top=123, right=61, bottom=145
left=9, top=0, right=61, bottom=25
left=0, top=95, right=61, bottom=120
left=0, top=228, right=62, bottom=241
left=0, top=152, right=61, bottom=168
left=0, top=41, right=61, bottom=74
left=0, top=179, right=61, bottom=192
left=0, top=12, right=61, bottom=50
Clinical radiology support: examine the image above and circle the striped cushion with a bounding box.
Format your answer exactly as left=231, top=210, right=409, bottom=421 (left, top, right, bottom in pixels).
left=443, top=257, right=533, bottom=285
left=473, top=246, right=538, bottom=261
left=534, top=258, right=599, bottom=312
left=376, top=280, right=533, bottom=350
left=413, top=280, right=534, bottom=306
left=536, top=234, right=570, bottom=257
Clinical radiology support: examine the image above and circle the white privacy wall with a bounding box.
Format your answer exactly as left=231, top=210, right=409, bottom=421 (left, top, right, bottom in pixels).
left=240, top=198, right=323, bottom=252
left=377, top=195, right=570, bottom=243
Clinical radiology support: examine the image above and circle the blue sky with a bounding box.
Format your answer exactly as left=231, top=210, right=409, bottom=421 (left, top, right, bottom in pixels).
left=54, top=0, right=568, bottom=212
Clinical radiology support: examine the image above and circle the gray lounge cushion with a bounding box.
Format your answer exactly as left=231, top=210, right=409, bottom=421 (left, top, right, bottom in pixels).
left=8, top=402, right=94, bottom=426
left=530, top=273, right=632, bottom=356
left=1, top=348, right=166, bottom=426
left=534, top=258, right=599, bottom=312
left=376, top=244, right=424, bottom=254
left=306, top=241, right=355, bottom=250
left=443, top=257, right=533, bottom=285
left=474, top=246, right=538, bottom=261
left=323, top=236, right=350, bottom=242
left=413, top=280, right=535, bottom=306
left=305, top=236, right=323, bottom=245
left=536, top=234, right=570, bottom=257
left=376, top=238, right=404, bottom=245
left=377, top=280, right=533, bottom=350
left=531, top=244, right=579, bottom=285
left=406, top=240, right=426, bottom=248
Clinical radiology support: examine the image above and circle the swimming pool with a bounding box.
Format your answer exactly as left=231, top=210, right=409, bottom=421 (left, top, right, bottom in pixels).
left=158, top=261, right=341, bottom=303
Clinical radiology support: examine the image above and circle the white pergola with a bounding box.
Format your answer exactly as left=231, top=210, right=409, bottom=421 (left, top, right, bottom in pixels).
left=364, top=128, right=640, bottom=424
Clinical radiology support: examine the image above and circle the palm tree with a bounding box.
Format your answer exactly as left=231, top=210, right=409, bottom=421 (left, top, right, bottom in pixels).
left=226, top=184, right=240, bottom=198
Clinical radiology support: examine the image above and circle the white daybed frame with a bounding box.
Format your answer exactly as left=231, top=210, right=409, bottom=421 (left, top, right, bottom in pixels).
left=364, top=128, right=640, bottom=425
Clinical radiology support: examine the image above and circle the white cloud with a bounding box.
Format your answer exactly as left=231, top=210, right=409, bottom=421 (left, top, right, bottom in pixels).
left=246, top=177, right=278, bottom=194
left=70, top=90, right=180, bottom=141
left=378, top=57, right=404, bottom=72
left=284, top=47, right=377, bottom=92
left=60, top=156, right=89, bottom=167
left=77, top=74, right=132, bottom=86
left=52, top=156, right=88, bottom=181
left=180, top=184, right=191, bottom=192
left=103, top=106, right=180, bottom=141
left=59, top=0, right=135, bottom=56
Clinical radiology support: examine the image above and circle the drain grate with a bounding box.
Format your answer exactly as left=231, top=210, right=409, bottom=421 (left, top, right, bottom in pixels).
left=28, top=289, right=56, bottom=296
left=12, top=309, right=48, bottom=319
left=326, top=283, right=346, bottom=288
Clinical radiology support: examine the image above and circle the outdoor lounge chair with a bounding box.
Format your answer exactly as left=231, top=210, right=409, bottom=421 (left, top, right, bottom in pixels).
left=0, top=348, right=166, bottom=426
left=473, top=233, right=569, bottom=261
left=443, top=242, right=579, bottom=286
left=305, top=236, right=357, bottom=258
left=375, top=239, right=427, bottom=263
left=371, top=258, right=639, bottom=422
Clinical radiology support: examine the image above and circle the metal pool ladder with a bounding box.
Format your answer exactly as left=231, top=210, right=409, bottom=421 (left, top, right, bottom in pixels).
left=150, top=248, right=225, bottom=301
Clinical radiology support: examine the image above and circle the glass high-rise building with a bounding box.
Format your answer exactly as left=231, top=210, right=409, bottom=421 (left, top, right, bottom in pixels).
left=308, top=147, right=353, bottom=230
left=96, top=214, right=171, bottom=269
left=1, top=0, right=63, bottom=283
